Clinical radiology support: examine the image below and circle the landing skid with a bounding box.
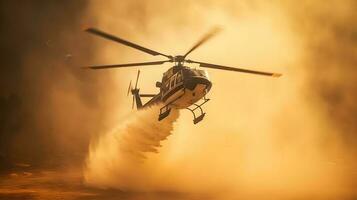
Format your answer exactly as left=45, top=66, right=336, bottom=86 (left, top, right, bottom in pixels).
left=186, top=97, right=210, bottom=124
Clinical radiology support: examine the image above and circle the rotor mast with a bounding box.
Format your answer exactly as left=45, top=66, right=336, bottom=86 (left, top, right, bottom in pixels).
left=173, top=55, right=185, bottom=67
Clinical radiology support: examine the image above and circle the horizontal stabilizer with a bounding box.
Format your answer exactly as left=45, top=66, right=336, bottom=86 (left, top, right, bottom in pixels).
left=140, top=94, right=157, bottom=97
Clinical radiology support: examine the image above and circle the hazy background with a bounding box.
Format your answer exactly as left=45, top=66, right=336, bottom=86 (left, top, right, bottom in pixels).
left=0, top=0, right=356, bottom=199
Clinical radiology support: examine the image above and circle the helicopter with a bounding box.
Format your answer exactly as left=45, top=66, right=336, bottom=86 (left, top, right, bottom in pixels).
left=83, top=27, right=282, bottom=124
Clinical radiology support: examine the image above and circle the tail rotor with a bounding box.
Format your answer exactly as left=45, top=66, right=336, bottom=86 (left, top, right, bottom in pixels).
left=134, top=70, right=140, bottom=90
left=132, top=95, right=135, bottom=109
left=127, top=80, right=132, bottom=96
left=127, top=70, right=141, bottom=109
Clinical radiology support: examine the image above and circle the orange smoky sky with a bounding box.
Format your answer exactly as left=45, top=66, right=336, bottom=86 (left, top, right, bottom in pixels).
left=0, top=0, right=356, bottom=199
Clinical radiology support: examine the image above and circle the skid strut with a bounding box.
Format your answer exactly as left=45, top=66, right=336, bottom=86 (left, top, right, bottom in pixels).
left=186, top=97, right=210, bottom=124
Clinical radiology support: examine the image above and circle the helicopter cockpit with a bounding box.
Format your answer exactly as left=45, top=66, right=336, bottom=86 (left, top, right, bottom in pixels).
left=182, top=67, right=209, bottom=80
left=162, top=66, right=209, bottom=82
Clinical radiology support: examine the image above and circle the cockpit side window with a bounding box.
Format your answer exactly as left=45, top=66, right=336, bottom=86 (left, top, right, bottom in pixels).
left=176, top=71, right=182, bottom=84
left=170, top=76, right=175, bottom=89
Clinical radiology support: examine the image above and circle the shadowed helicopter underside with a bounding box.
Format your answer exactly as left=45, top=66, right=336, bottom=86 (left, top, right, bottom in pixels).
left=82, top=27, right=281, bottom=124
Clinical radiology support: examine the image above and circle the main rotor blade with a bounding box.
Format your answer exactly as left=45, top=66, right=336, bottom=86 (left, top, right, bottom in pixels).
left=85, top=27, right=172, bottom=59
left=183, top=27, right=221, bottom=58
left=187, top=60, right=282, bottom=77
left=82, top=60, right=170, bottom=70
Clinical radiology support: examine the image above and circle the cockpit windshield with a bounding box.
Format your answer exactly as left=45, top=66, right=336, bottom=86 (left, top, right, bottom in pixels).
left=183, top=68, right=209, bottom=79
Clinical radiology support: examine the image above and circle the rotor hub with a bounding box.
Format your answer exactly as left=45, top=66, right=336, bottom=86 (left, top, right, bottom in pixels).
left=173, top=55, right=185, bottom=62
left=171, top=55, right=186, bottom=66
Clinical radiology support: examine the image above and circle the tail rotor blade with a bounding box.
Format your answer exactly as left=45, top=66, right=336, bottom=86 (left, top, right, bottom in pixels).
left=127, top=80, right=132, bottom=96
left=132, top=95, right=135, bottom=109
left=131, top=70, right=140, bottom=110
left=134, top=70, right=140, bottom=89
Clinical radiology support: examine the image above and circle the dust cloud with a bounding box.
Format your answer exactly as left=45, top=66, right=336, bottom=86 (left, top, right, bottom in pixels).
left=0, top=1, right=101, bottom=170
left=0, top=0, right=356, bottom=199
left=83, top=0, right=357, bottom=199
left=85, top=105, right=179, bottom=191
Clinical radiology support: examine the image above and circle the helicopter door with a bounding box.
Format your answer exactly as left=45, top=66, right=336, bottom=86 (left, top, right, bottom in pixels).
left=162, top=73, right=177, bottom=97
left=162, top=70, right=184, bottom=99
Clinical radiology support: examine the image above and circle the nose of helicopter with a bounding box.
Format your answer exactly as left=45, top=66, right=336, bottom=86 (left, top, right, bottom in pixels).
left=185, top=76, right=212, bottom=92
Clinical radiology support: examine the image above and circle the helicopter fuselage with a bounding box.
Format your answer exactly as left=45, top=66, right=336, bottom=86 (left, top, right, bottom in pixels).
left=141, top=65, right=212, bottom=109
